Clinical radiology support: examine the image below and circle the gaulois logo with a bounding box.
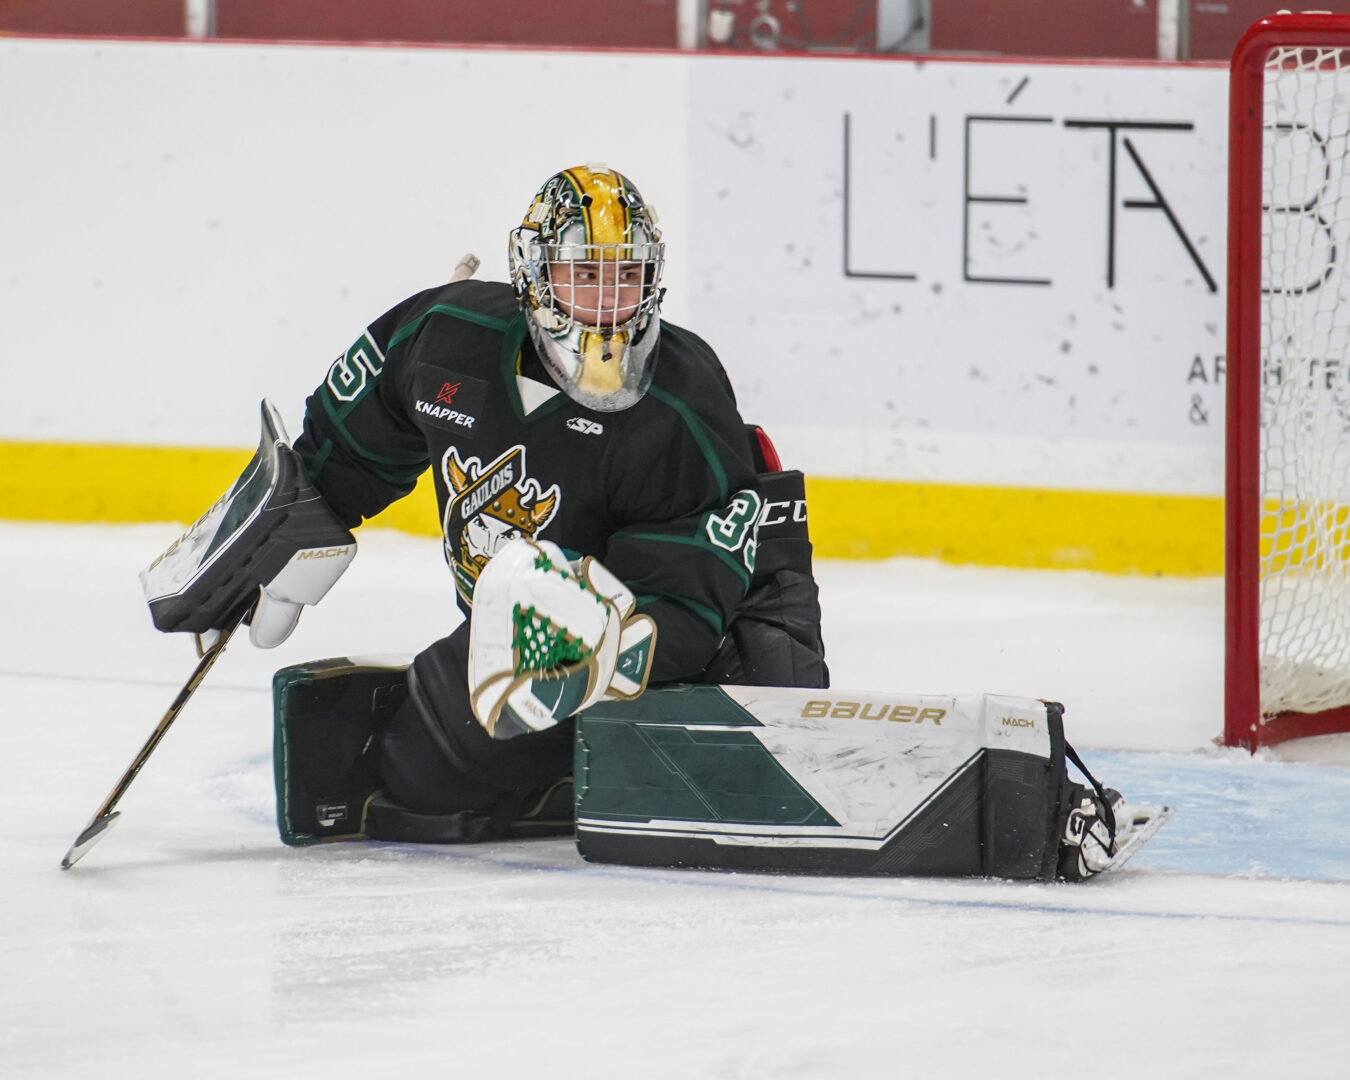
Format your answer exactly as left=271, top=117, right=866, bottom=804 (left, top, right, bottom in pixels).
left=442, top=444, right=560, bottom=604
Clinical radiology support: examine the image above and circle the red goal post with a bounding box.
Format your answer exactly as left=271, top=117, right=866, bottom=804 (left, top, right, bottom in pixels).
left=1226, top=12, right=1350, bottom=749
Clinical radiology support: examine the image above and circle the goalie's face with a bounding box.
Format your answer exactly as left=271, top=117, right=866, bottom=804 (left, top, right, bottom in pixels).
left=508, top=165, right=665, bottom=412
left=548, top=258, right=647, bottom=328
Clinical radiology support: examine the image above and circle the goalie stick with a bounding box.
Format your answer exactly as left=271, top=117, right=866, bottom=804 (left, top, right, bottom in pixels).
left=60, top=603, right=250, bottom=870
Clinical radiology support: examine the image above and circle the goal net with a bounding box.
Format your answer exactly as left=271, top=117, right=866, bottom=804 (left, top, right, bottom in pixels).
left=1227, top=13, right=1350, bottom=748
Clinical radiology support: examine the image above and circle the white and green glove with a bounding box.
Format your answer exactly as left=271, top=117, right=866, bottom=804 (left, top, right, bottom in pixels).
left=468, top=538, right=657, bottom=739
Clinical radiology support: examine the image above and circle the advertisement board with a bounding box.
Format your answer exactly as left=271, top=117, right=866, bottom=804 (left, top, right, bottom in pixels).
left=686, top=55, right=1228, bottom=494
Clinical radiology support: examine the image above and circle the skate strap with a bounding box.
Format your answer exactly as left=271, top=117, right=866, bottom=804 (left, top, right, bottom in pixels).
left=1063, top=740, right=1118, bottom=841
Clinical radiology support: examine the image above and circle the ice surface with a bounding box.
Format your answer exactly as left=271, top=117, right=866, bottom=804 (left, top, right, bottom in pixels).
left=4, top=523, right=1349, bottom=1079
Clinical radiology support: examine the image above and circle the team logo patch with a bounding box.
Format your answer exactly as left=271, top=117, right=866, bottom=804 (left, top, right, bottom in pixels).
left=412, top=370, right=486, bottom=436
left=442, top=444, right=561, bottom=604
left=565, top=417, right=604, bottom=435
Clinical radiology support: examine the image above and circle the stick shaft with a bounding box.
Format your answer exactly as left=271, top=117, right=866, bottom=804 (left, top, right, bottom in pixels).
left=95, top=618, right=243, bottom=821
left=62, top=607, right=248, bottom=867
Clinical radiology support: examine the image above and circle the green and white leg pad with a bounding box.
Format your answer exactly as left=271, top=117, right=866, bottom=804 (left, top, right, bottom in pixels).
left=574, top=685, right=1171, bottom=880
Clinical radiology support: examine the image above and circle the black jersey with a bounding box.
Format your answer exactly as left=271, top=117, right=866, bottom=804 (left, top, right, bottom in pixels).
left=294, top=279, right=761, bottom=682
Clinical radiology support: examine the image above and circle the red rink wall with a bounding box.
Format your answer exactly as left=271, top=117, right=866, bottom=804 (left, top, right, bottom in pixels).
left=214, top=1, right=681, bottom=49
left=0, top=0, right=184, bottom=36
left=0, top=0, right=681, bottom=47
left=931, top=0, right=1159, bottom=59
left=0, top=0, right=1320, bottom=59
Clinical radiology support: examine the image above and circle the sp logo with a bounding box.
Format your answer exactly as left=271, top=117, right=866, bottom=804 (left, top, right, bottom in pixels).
left=565, top=417, right=604, bottom=435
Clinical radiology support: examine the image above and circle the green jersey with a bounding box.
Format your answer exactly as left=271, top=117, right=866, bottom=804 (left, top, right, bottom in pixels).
left=295, top=279, right=761, bottom=681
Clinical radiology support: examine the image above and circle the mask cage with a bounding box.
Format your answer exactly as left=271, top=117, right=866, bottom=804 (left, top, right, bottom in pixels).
left=523, top=241, right=665, bottom=339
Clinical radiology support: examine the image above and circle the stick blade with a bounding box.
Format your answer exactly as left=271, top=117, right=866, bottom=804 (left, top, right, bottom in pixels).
left=61, top=812, right=121, bottom=870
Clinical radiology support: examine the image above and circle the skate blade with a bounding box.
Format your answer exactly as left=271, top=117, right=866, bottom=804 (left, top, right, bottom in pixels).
left=61, top=812, right=121, bottom=870
left=1104, top=804, right=1172, bottom=873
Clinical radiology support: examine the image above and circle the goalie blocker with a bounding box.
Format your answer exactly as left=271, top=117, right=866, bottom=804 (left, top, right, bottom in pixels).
left=140, top=400, right=356, bottom=648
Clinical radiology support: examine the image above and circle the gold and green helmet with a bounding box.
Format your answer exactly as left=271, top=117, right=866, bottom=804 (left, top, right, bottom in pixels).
left=508, top=165, right=665, bottom=413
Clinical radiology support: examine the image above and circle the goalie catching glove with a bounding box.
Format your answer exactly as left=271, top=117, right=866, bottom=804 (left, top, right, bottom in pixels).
left=468, top=537, right=657, bottom=739
left=139, top=400, right=356, bottom=649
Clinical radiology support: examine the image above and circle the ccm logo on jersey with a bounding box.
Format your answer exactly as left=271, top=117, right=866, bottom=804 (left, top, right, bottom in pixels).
left=759, top=499, right=806, bottom=527
left=565, top=417, right=604, bottom=435
left=801, top=701, right=946, bottom=724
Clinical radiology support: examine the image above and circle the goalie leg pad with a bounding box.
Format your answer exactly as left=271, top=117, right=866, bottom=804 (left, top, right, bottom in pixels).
left=272, top=657, right=409, bottom=845
left=574, top=687, right=1169, bottom=880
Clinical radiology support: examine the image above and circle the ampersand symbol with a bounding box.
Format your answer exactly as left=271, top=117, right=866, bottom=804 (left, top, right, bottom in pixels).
left=1189, top=394, right=1209, bottom=426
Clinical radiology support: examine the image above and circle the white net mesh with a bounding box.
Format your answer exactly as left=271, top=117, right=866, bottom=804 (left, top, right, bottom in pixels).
left=1259, top=45, right=1350, bottom=717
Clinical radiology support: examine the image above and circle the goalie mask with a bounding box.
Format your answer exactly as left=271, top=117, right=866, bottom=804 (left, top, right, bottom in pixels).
left=508, top=165, right=665, bottom=412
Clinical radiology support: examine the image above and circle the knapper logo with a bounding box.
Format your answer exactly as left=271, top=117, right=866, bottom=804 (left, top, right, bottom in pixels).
left=435, top=382, right=461, bottom=406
